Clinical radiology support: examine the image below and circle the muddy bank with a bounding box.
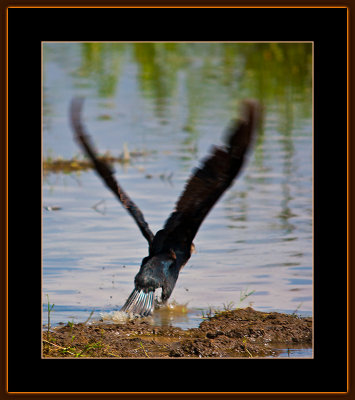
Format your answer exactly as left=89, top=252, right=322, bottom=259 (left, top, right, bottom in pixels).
left=43, top=307, right=312, bottom=358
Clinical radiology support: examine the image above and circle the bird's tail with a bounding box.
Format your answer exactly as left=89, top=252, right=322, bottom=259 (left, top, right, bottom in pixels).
left=120, top=289, right=155, bottom=317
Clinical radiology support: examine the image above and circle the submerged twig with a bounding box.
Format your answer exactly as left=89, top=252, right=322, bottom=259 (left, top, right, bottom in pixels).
left=84, top=309, right=95, bottom=324
left=92, top=200, right=106, bottom=215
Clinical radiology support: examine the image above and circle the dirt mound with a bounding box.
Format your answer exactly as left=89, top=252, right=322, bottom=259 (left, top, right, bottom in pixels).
left=43, top=307, right=312, bottom=358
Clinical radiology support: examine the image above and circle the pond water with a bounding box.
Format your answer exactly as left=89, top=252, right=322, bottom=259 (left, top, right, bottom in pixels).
left=43, top=43, right=313, bottom=342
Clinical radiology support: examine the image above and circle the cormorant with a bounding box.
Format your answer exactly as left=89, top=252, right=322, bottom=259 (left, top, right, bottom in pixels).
left=70, top=98, right=260, bottom=317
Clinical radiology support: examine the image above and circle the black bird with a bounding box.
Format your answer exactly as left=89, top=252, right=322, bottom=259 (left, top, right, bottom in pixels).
left=70, top=98, right=260, bottom=317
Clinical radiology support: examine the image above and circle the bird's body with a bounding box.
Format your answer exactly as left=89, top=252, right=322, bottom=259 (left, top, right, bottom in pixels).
left=70, top=98, right=260, bottom=316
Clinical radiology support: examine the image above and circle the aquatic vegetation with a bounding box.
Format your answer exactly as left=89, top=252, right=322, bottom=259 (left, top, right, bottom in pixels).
left=45, top=295, right=55, bottom=341
left=201, top=288, right=255, bottom=320
left=43, top=148, right=151, bottom=174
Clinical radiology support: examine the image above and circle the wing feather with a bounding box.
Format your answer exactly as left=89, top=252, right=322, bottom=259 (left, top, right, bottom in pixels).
left=154, top=100, right=260, bottom=253
left=70, top=97, right=155, bottom=246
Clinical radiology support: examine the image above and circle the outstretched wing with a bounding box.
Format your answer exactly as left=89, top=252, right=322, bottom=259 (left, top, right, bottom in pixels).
left=152, top=100, right=260, bottom=255
left=70, top=97, right=155, bottom=246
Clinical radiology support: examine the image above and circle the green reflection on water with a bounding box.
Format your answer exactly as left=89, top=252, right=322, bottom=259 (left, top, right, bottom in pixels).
left=78, top=43, right=125, bottom=97
left=44, top=42, right=311, bottom=125
left=44, top=42, right=312, bottom=174
left=57, top=41, right=312, bottom=111
left=44, top=41, right=312, bottom=176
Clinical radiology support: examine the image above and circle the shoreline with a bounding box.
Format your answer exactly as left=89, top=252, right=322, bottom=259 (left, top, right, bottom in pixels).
left=42, top=307, right=312, bottom=358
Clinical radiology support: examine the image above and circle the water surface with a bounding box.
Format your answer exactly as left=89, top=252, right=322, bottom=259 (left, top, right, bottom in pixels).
left=43, top=43, right=312, bottom=334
